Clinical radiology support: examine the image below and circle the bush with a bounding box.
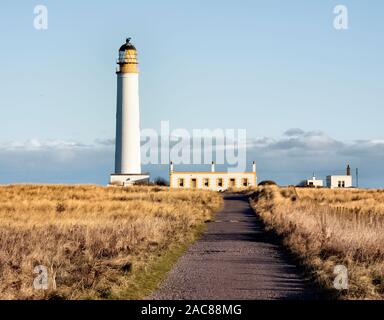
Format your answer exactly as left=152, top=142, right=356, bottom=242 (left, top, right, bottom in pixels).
left=154, top=177, right=169, bottom=186
left=258, top=180, right=277, bottom=186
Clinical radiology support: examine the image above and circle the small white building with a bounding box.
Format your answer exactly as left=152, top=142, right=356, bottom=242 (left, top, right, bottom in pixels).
left=305, top=175, right=323, bottom=188
left=326, top=164, right=353, bottom=189
left=169, top=162, right=257, bottom=191
left=326, top=175, right=352, bottom=189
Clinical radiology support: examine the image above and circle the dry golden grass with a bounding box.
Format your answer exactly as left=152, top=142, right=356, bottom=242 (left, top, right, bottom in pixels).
left=0, top=184, right=222, bottom=300
left=250, top=186, right=384, bottom=300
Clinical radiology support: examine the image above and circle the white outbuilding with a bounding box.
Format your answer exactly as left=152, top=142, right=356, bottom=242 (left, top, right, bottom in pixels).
left=326, top=164, right=353, bottom=189
left=305, top=175, right=323, bottom=188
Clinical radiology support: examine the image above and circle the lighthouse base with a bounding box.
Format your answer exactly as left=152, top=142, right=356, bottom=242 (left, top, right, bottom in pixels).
left=109, top=173, right=150, bottom=187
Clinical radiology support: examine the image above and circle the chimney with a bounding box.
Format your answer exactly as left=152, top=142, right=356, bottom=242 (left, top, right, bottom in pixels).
left=170, top=161, right=174, bottom=173
left=211, top=161, right=215, bottom=172
left=346, top=164, right=351, bottom=176
left=252, top=161, right=256, bottom=173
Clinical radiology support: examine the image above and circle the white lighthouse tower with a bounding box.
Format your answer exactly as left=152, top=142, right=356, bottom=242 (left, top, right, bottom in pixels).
left=110, top=38, right=149, bottom=186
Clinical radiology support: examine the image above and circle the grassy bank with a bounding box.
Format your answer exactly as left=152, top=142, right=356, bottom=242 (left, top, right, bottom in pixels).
left=250, top=186, right=384, bottom=300
left=0, top=185, right=222, bottom=299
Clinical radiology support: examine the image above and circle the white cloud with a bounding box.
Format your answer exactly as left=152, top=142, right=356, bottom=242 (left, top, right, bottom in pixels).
left=248, top=129, right=384, bottom=157
left=1, top=139, right=91, bottom=151
left=283, top=128, right=305, bottom=137
left=0, top=129, right=383, bottom=187
left=245, top=129, right=384, bottom=187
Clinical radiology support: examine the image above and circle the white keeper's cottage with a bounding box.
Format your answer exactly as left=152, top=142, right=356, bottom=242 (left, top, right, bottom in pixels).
left=169, top=162, right=257, bottom=191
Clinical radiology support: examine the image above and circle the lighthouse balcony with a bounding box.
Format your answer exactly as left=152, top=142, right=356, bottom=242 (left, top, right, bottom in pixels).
left=109, top=173, right=150, bottom=187
left=116, top=59, right=138, bottom=64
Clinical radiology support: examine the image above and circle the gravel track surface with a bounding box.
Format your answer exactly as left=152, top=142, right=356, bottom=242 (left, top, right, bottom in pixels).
left=150, top=193, right=320, bottom=300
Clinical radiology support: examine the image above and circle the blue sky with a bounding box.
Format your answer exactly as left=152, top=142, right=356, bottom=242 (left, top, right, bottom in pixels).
left=0, top=1, right=383, bottom=187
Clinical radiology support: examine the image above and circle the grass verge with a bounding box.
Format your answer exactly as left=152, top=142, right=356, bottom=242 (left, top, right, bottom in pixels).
left=0, top=185, right=222, bottom=299
left=249, top=186, right=384, bottom=300
left=116, top=223, right=206, bottom=299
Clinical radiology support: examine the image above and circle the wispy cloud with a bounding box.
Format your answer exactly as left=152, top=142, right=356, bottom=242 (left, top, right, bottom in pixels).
left=94, top=138, right=115, bottom=146
left=0, top=139, right=92, bottom=151
left=0, top=130, right=383, bottom=187
left=0, top=138, right=121, bottom=151
left=246, top=129, right=384, bottom=187
left=248, top=129, right=384, bottom=156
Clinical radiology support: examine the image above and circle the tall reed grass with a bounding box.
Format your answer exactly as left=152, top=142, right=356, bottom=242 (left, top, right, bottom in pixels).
left=250, top=186, right=384, bottom=300
left=0, top=185, right=222, bottom=299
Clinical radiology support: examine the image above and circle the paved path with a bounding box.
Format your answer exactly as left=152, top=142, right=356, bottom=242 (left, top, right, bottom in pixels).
left=150, top=193, right=320, bottom=300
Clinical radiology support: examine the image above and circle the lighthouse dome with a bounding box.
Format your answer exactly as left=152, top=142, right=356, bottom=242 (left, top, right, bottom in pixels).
left=119, top=38, right=136, bottom=51
left=117, top=37, right=139, bottom=73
